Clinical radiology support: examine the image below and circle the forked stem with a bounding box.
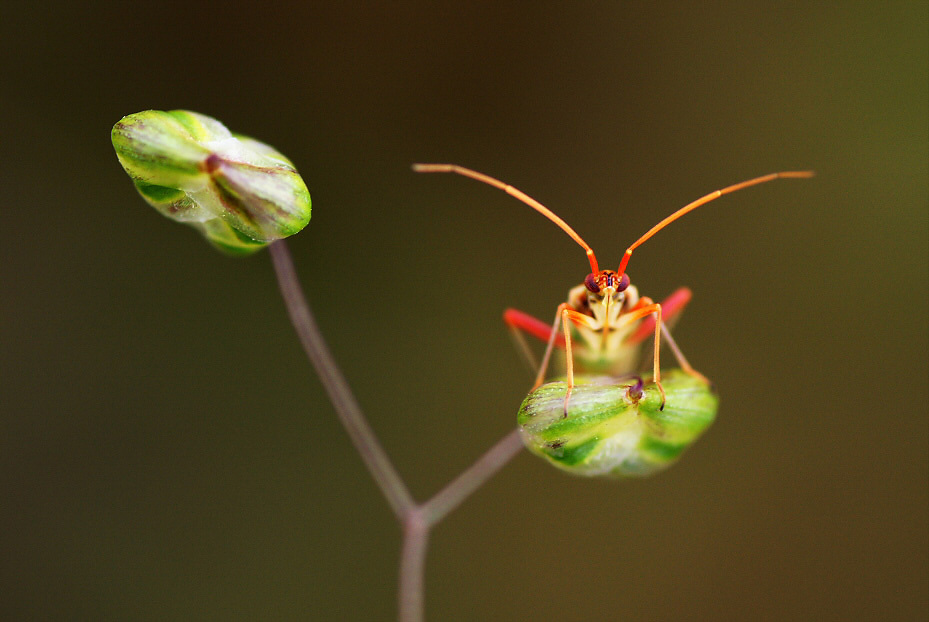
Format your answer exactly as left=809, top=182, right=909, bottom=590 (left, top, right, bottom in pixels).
left=268, top=240, right=524, bottom=622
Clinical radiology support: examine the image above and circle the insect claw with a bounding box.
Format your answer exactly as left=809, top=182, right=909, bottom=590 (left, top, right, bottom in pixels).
left=656, top=381, right=666, bottom=411
left=562, top=385, right=574, bottom=418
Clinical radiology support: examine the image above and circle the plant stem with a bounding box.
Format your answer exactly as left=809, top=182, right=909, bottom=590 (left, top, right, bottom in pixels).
left=421, top=429, right=524, bottom=526
left=399, top=431, right=523, bottom=620
left=269, top=240, right=526, bottom=621
left=399, top=509, right=429, bottom=622
left=268, top=240, right=415, bottom=518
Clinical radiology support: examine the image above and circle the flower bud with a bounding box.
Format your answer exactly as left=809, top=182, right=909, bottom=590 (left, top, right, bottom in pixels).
left=112, top=110, right=311, bottom=254
left=517, top=370, right=718, bottom=477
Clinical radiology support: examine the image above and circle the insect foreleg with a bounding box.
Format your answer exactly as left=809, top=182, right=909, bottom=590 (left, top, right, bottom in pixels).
left=617, top=300, right=666, bottom=409
left=628, top=287, right=692, bottom=345
left=534, top=303, right=572, bottom=390
left=503, top=308, right=570, bottom=377
left=529, top=303, right=597, bottom=417
left=504, top=310, right=543, bottom=375
left=560, top=306, right=598, bottom=417
left=503, top=309, right=566, bottom=345
left=507, top=322, right=539, bottom=375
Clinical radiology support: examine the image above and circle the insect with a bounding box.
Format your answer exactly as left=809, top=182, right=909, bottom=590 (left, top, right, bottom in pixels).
left=413, top=164, right=813, bottom=414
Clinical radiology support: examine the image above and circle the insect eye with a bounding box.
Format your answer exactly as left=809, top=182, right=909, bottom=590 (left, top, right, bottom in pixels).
left=616, top=273, right=630, bottom=292
left=584, top=273, right=601, bottom=293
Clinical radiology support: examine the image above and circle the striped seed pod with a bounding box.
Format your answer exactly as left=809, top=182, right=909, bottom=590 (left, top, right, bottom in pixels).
left=112, top=110, right=311, bottom=255
left=517, top=370, right=718, bottom=477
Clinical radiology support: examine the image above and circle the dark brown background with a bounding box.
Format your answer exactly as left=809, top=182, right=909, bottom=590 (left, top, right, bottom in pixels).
left=3, top=3, right=927, bottom=620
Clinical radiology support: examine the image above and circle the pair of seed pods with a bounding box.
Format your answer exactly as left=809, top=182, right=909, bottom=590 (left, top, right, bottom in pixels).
left=415, top=164, right=812, bottom=478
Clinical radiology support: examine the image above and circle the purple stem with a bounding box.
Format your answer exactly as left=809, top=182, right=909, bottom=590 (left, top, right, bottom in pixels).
left=268, top=240, right=525, bottom=621
left=399, top=509, right=429, bottom=622
left=268, top=240, right=415, bottom=518
left=422, top=429, right=524, bottom=526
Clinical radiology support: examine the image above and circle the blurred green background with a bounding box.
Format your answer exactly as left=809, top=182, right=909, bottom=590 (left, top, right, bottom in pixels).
left=2, top=3, right=927, bottom=620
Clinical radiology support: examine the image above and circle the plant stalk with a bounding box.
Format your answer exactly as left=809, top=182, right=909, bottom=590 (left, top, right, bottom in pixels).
left=269, top=240, right=415, bottom=518
left=422, top=429, right=523, bottom=526
left=269, top=239, right=525, bottom=621
left=399, top=509, right=429, bottom=622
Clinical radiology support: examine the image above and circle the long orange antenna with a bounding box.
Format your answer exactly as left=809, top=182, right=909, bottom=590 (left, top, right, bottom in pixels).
left=616, top=171, right=814, bottom=276
left=413, top=163, right=600, bottom=274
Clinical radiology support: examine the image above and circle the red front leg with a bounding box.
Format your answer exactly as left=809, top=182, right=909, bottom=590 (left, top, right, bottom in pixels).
left=503, top=308, right=567, bottom=348
left=503, top=308, right=566, bottom=377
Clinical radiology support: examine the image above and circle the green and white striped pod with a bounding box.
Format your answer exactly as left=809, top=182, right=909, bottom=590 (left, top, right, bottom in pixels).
left=517, top=370, right=718, bottom=477
left=112, top=110, right=311, bottom=255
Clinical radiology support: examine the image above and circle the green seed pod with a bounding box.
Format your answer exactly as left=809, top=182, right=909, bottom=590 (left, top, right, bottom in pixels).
left=112, top=110, right=311, bottom=254
left=517, top=370, right=718, bottom=477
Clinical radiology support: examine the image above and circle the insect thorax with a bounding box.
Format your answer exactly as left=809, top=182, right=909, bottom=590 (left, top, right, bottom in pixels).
left=566, top=282, right=643, bottom=376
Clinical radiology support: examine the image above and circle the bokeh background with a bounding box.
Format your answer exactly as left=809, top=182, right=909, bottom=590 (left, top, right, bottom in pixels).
left=3, top=3, right=927, bottom=620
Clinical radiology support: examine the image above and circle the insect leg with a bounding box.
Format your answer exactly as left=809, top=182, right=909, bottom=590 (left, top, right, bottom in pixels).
left=503, top=309, right=566, bottom=345
left=660, top=321, right=710, bottom=385
left=513, top=303, right=595, bottom=416
left=628, top=287, right=691, bottom=345
left=616, top=300, right=666, bottom=409
left=533, top=303, right=573, bottom=390
left=506, top=319, right=540, bottom=375
left=630, top=289, right=709, bottom=385
left=503, top=308, right=557, bottom=375
left=560, top=307, right=598, bottom=417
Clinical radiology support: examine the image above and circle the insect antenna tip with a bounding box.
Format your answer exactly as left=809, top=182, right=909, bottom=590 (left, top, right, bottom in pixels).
left=412, top=163, right=447, bottom=173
